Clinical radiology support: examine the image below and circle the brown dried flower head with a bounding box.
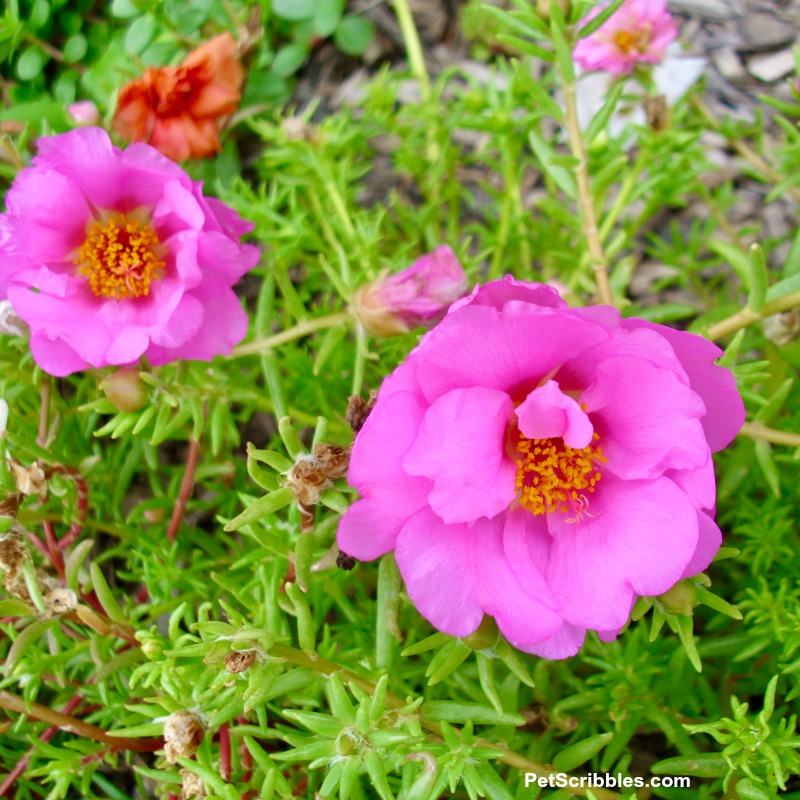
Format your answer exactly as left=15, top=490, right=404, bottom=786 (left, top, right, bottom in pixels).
left=8, top=458, right=46, bottom=497
left=763, top=309, right=800, bottom=347
left=164, top=710, right=205, bottom=764
left=0, top=532, right=30, bottom=599
left=346, top=392, right=377, bottom=434
left=180, top=768, right=206, bottom=799
left=43, top=588, right=78, bottom=618
left=286, top=443, right=351, bottom=506
left=223, top=649, right=258, bottom=674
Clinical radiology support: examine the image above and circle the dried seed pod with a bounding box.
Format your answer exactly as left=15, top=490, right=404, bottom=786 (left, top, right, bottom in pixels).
left=336, top=550, right=357, bottom=571
left=8, top=459, right=46, bottom=497
left=285, top=444, right=351, bottom=506
left=346, top=392, right=377, bottom=434
left=644, top=94, right=670, bottom=132
left=43, top=588, right=78, bottom=618
left=180, top=768, right=206, bottom=799
left=0, top=532, right=30, bottom=599
left=763, top=309, right=800, bottom=346
left=164, top=711, right=205, bottom=764
left=223, top=649, right=257, bottom=674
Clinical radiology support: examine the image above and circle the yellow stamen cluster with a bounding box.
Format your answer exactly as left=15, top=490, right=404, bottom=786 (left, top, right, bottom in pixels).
left=612, top=25, right=652, bottom=55
left=76, top=215, right=165, bottom=300
left=515, top=432, right=605, bottom=516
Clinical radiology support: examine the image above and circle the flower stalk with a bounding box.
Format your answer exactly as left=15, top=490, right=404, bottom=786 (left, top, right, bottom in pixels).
left=559, top=69, right=614, bottom=306
left=231, top=311, right=352, bottom=358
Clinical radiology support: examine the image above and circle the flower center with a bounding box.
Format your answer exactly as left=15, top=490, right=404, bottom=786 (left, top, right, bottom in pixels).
left=76, top=214, right=165, bottom=300
left=515, top=433, right=605, bottom=519
left=612, top=26, right=652, bottom=55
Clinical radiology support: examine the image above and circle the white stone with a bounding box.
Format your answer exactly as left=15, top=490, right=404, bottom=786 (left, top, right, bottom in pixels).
left=747, top=49, right=796, bottom=82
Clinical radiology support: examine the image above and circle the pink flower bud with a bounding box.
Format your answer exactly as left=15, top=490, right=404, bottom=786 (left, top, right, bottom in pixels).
left=67, top=101, right=100, bottom=126
left=353, top=245, right=468, bottom=337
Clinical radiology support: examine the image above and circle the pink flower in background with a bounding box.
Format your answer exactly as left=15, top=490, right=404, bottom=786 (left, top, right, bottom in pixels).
left=574, top=0, right=678, bottom=76
left=0, top=127, right=259, bottom=376
left=338, top=277, right=744, bottom=658
left=67, top=100, right=100, bottom=126
left=353, top=245, right=468, bottom=336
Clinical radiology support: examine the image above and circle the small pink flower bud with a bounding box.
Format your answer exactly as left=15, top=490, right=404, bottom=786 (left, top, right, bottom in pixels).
left=100, top=368, right=148, bottom=413
left=67, top=100, right=100, bottom=126
left=353, top=245, right=468, bottom=337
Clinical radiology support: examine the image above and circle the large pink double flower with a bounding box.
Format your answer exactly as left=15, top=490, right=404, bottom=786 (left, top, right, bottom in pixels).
left=338, top=278, right=744, bottom=658
left=0, top=128, right=259, bottom=376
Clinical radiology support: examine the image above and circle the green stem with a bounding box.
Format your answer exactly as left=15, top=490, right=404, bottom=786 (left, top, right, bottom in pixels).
left=391, top=0, right=431, bottom=101
left=739, top=422, right=800, bottom=448
left=269, top=643, right=620, bottom=800
left=706, top=290, right=800, bottom=341
left=559, top=70, right=613, bottom=306
left=230, top=312, right=352, bottom=358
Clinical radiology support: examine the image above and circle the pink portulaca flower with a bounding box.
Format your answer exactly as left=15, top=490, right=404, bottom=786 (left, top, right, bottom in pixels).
left=0, top=128, right=259, bottom=376
left=574, top=0, right=678, bottom=77
left=353, top=246, right=468, bottom=337
left=338, top=277, right=744, bottom=658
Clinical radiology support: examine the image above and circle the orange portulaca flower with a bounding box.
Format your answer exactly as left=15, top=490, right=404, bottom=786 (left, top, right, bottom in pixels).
left=112, top=33, right=244, bottom=162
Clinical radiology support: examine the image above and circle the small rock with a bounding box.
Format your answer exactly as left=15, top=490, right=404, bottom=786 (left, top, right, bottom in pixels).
left=747, top=49, right=796, bottom=82
left=737, top=12, right=795, bottom=53
left=713, top=47, right=747, bottom=82
left=668, top=0, right=737, bottom=21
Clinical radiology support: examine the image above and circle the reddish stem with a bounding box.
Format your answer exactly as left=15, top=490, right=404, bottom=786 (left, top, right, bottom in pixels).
left=0, top=689, right=162, bottom=752
left=22, top=527, right=48, bottom=559
left=220, top=722, right=232, bottom=781
left=0, top=695, right=82, bottom=798
left=240, top=715, right=253, bottom=785
left=42, top=520, right=66, bottom=582
left=167, top=438, right=201, bottom=542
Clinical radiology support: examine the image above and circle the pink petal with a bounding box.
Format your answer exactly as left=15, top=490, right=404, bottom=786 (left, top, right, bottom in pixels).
left=667, top=456, right=716, bottom=511
left=622, top=320, right=745, bottom=452
left=547, top=475, right=698, bottom=629
left=395, top=508, right=485, bottom=637
left=403, top=386, right=516, bottom=524
left=348, top=389, right=427, bottom=492
left=471, top=514, right=563, bottom=647
left=395, top=510, right=563, bottom=644
left=7, top=168, right=90, bottom=263
left=680, top=511, right=722, bottom=579
left=447, top=274, right=566, bottom=316
left=197, top=231, right=260, bottom=283
left=517, top=380, right=594, bottom=448
left=146, top=279, right=246, bottom=363
left=28, top=333, right=87, bottom=376
left=338, top=390, right=432, bottom=561
left=34, top=127, right=121, bottom=210
left=415, top=303, right=609, bottom=404
left=520, top=622, right=587, bottom=660
left=581, top=356, right=709, bottom=480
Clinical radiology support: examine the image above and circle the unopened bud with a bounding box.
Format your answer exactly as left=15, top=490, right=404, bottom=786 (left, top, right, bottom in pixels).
left=658, top=580, right=698, bottom=617
left=353, top=246, right=468, bottom=337
left=67, top=100, right=101, bottom=126
left=100, top=368, right=148, bottom=412
left=164, top=710, right=205, bottom=763
left=462, top=615, right=499, bottom=650
left=224, top=649, right=258, bottom=674
left=180, top=768, right=206, bottom=799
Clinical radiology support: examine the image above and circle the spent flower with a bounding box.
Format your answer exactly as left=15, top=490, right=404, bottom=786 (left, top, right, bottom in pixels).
left=0, top=128, right=259, bottom=376
left=353, top=245, right=468, bottom=336
left=112, top=33, right=244, bottom=161
left=574, top=0, right=678, bottom=76
left=338, top=277, right=744, bottom=658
